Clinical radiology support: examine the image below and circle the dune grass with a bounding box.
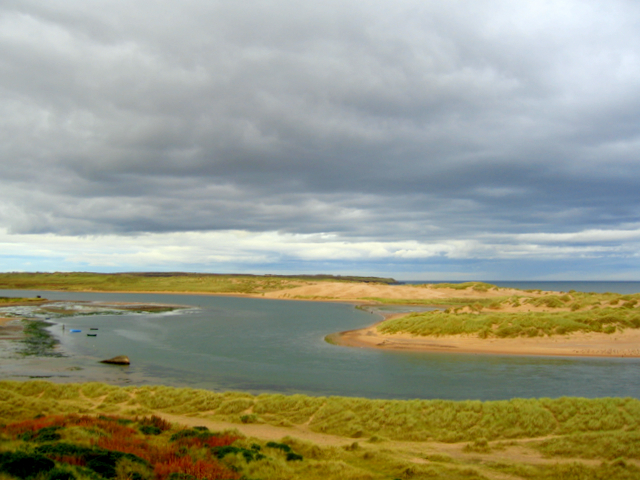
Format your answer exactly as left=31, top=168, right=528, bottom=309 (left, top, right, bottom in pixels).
left=0, top=297, right=43, bottom=305
left=3, top=381, right=640, bottom=479
left=2, top=381, right=640, bottom=444
left=377, top=307, right=640, bottom=338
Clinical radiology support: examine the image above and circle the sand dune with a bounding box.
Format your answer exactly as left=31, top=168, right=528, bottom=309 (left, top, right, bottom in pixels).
left=262, top=281, right=530, bottom=301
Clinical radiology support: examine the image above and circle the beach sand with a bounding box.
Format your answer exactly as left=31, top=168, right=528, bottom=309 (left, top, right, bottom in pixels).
left=262, top=281, right=531, bottom=301
left=328, top=314, right=640, bottom=358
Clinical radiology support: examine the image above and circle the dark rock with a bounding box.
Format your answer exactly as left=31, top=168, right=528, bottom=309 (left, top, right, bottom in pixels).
left=100, top=355, right=130, bottom=365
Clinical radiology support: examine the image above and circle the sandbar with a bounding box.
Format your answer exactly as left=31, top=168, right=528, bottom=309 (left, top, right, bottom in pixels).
left=328, top=314, right=640, bottom=358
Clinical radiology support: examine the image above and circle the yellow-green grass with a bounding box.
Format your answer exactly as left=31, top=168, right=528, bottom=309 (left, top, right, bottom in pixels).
left=3, top=382, right=640, bottom=480
left=377, top=308, right=640, bottom=338
left=0, top=272, right=394, bottom=295
left=425, top=282, right=497, bottom=292
left=364, top=291, right=640, bottom=310
left=360, top=296, right=512, bottom=307
left=0, top=297, right=43, bottom=304
left=2, top=381, right=640, bottom=444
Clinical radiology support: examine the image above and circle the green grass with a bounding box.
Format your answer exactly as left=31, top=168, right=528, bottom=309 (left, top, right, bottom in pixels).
left=426, top=282, right=497, bottom=292
left=17, top=320, right=62, bottom=357
left=3, top=382, right=640, bottom=444
left=0, top=272, right=395, bottom=295
left=377, top=307, right=640, bottom=338
left=0, top=297, right=43, bottom=304
left=360, top=296, right=511, bottom=307
left=3, top=382, right=640, bottom=479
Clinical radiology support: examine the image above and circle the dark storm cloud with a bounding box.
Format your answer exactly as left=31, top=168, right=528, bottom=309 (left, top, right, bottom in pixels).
left=1, top=0, right=640, bottom=258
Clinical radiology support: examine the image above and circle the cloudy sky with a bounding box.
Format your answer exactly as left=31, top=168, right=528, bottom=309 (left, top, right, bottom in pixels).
left=1, top=0, right=640, bottom=280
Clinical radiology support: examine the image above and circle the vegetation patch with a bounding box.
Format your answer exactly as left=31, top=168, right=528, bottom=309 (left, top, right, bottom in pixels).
left=2, top=382, right=640, bottom=479
left=377, top=307, right=640, bottom=338
left=0, top=272, right=395, bottom=296
left=18, top=320, right=62, bottom=357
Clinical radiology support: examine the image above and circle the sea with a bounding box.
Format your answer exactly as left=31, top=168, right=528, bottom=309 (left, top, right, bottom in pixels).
left=1, top=281, right=639, bottom=401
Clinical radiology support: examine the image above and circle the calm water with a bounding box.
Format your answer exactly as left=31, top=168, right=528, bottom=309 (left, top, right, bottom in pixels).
left=1, top=284, right=640, bottom=400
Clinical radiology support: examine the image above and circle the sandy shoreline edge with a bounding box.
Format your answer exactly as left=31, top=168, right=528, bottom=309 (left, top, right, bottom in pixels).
left=327, top=312, right=640, bottom=358
left=5, top=285, right=640, bottom=359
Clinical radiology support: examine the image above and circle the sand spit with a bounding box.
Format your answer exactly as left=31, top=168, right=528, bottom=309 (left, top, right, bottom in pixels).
left=329, top=315, right=640, bottom=358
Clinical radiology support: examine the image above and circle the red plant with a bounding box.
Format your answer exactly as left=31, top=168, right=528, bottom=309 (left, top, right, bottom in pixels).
left=177, top=434, right=240, bottom=449
left=154, top=456, right=240, bottom=480
left=95, top=436, right=179, bottom=465
left=138, top=415, right=172, bottom=432
left=2, top=415, right=65, bottom=435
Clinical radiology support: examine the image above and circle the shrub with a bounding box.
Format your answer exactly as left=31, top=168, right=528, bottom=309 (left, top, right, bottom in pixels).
left=139, top=425, right=162, bottom=436
left=0, top=451, right=55, bottom=479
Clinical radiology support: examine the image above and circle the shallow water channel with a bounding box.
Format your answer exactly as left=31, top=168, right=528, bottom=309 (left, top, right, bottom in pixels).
left=2, top=289, right=640, bottom=400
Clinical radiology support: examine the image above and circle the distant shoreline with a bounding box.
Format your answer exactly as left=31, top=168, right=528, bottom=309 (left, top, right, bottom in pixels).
left=5, top=283, right=640, bottom=359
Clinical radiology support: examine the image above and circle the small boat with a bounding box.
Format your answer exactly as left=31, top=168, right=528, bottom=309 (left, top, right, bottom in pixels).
left=90, top=328, right=99, bottom=330
left=70, top=329, right=82, bottom=333
left=87, top=334, right=97, bottom=337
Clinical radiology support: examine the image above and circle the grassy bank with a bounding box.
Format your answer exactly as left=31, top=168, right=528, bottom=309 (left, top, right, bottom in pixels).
left=0, top=297, right=44, bottom=305
left=1, top=381, right=640, bottom=479
left=377, top=307, right=640, bottom=338
left=0, top=272, right=395, bottom=295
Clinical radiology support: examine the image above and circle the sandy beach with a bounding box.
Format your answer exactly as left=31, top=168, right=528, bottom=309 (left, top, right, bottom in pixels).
left=328, top=314, right=640, bottom=358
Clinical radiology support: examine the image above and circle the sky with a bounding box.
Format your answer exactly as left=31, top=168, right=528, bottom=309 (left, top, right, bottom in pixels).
left=1, top=0, right=640, bottom=281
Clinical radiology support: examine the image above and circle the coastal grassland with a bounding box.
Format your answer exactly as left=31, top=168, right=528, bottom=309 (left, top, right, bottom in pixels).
left=363, top=283, right=640, bottom=311
left=5, top=381, right=640, bottom=443
left=377, top=308, right=640, bottom=338
left=0, top=297, right=44, bottom=305
left=2, top=382, right=640, bottom=479
left=0, top=272, right=394, bottom=295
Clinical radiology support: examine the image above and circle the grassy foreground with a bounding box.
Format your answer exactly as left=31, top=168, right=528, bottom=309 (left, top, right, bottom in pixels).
left=1, top=381, right=640, bottom=479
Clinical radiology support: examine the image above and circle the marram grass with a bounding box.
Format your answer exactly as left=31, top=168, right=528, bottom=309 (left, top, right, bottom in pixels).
left=378, top=307, right=640, bottom=338
left=2, top=381, right=640, bottom=443
left=2, top=381, right=640, bottom=479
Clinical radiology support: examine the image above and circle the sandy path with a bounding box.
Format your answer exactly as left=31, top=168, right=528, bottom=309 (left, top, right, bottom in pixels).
left=155, top=412, right=627, bottom=477
left=331, top=320, right=640, bottom=357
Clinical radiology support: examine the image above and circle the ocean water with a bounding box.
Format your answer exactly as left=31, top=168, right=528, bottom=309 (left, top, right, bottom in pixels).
left=1, top=285, right=640, bottom=401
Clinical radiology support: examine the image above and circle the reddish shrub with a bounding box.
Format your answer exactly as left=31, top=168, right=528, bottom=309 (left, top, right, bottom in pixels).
left=154, top=457, right=240, bottom=480
left=138, top=415, right=172, bottom=432
left=176, top=434, right=239, bottom=450
left=95, top=436, right=178, bottom=464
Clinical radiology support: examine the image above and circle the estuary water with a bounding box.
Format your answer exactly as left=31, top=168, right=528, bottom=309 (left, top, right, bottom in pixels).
left=2, top=287, right=640, bottom=401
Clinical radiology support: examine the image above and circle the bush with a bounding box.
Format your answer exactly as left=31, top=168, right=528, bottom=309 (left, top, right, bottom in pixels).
left=0, top=451, right=55, bottom=479
left=139, top=425, right=162, bottom=435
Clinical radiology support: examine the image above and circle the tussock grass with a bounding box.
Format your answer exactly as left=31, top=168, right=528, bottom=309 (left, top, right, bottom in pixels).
left=536, top=431, right=640, bottom=460
left=3, top=381, right=640, bottom=479
left=361, top=296, right=511, bottom=307
left=378, top=307, right=640, bottom=338
left=426, top=282, right=497, bottom=292
left=4, top=382, right=640, bottom=444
